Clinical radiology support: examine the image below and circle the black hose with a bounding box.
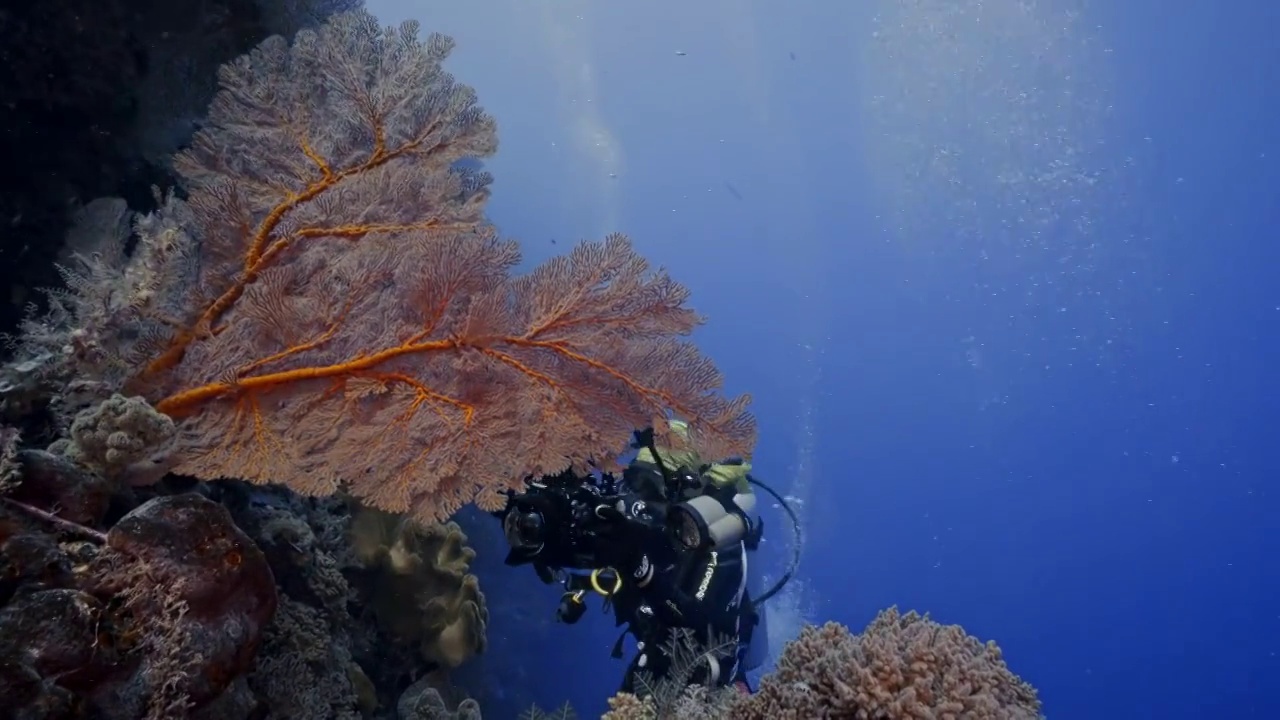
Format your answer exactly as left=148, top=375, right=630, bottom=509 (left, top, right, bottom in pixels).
left=747, top=477, right=802, bottom=606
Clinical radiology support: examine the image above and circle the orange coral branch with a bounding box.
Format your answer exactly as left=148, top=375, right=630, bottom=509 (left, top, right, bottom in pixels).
left=234, top=292, right=361, bottom=378
left=154, top=337, right=461, bottom=417
left=141, top=124, right=452, bottom=379
left=153, top=334, right=596, bottom=422
left=298, top=138, right=334, bottom=180
left=372, top=371, right=474, bottom=426
left=292, top=220, right=470, bottom=241
left=155, top=328, right=721, bottom=467
left=470, top=345, right=563, bottom=390
left=506, top=337, right=687, bottom=415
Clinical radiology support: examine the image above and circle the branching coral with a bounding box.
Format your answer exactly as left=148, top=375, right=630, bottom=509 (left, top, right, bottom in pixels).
left=602, top=685, right=741, bottom=720
left=574, top=608, right=1044, bottom=720
left=257, top=505, right=355, bottom=614
left=224, top=487, right=379, bottom=720
left=598, top=628, right=746, bottom=720
left=737, top=608, right=1042, bottom=720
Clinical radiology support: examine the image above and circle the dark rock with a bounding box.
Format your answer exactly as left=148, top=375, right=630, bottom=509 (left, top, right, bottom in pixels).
left=92, top=493, right=278, bottom=713
left=0, top=532, right=75, bottom=604
left=5, top=450, right=111, bottom=526
left=0, top=658, right=83, bottom=720
left=0, top=588, right=119, bottom=694
left=103, top=493, right=276, bottom=623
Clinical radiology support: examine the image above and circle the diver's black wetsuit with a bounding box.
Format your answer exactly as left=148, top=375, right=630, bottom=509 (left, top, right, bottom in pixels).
left=615, top=541, right=749, bottom=693
left=577, top=489, right=752, bottom=693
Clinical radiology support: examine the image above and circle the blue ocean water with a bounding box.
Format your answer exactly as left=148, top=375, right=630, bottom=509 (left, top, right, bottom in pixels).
left=367, top=1, right=1280, bottom=717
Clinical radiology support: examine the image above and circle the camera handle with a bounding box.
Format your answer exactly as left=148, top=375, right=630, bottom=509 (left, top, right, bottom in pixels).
left=557, top=589, right=588, bottom=624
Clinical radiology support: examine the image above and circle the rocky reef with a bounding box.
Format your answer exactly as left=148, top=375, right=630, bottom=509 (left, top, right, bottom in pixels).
left=0, top=401, right=489, bottom=719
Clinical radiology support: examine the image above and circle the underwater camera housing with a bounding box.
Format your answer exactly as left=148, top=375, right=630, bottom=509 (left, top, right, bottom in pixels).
left=496, top=469, right=638, bottom=575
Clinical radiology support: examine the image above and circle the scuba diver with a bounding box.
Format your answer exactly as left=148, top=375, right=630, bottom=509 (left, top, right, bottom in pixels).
left=494, top=421, right=802, bottom=697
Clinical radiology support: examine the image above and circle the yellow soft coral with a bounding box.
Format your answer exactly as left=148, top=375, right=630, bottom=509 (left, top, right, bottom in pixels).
left=351, top=507, right=488, bottom=669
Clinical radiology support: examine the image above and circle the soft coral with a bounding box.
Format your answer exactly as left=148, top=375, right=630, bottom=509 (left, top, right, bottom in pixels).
left=19, top=10, right=756, bottom=524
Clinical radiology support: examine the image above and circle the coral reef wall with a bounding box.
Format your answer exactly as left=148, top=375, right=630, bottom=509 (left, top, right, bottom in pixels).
left=0, top=5, right=1045, bottom=718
